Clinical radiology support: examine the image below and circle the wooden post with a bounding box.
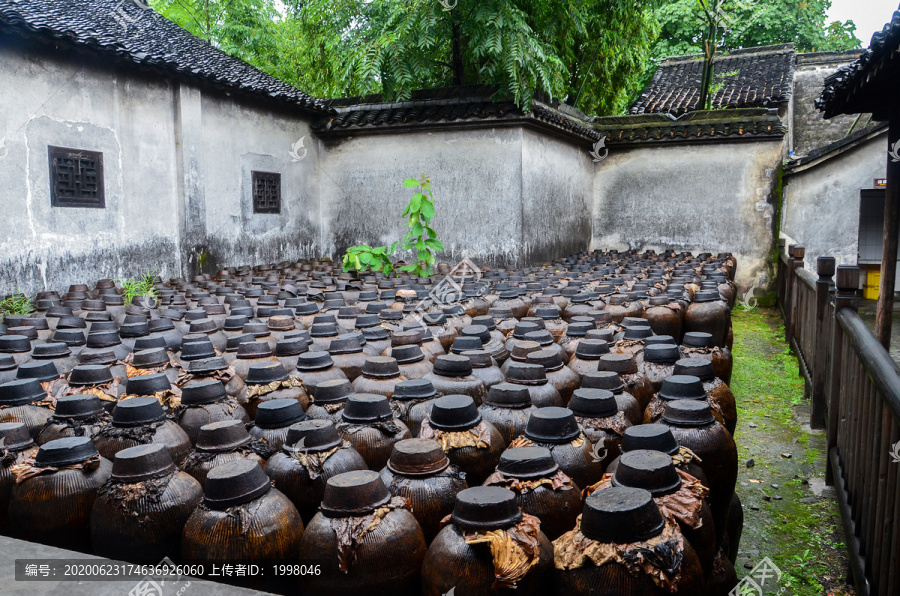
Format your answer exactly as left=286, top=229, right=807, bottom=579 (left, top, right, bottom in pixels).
left=811, top=256, right=836, bottom=429
left=875, top=115, right=900, bottom=348
left=826, top=264, right=859, bottom=485
left=785, top=244, right=798, bottom=344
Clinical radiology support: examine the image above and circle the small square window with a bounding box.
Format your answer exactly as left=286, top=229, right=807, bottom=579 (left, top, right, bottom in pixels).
left=252, top=171, right=281, bottom=214
left=48, top=146, right=105, bottom=208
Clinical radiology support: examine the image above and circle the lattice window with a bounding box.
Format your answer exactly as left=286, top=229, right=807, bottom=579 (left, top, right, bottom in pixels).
left=252, top=171, right=281, bottom=214
left=48, top=146, right=105, bottom=208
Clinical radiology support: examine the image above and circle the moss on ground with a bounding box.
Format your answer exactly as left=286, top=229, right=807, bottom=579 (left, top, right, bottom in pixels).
left=730, top=307, right=853, bottom=596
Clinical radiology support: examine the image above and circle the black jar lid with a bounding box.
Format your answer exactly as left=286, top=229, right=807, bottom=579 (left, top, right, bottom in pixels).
left=126, top=372, right=171, bottom=396
left=568, top=388, right=618, bottom=418
left=393, top=378, right=437, bottom=401
left=223, top=315, right=251, bottom=331
left=295, top=351, right=334, bottom=371
left=692, top=291, right=720, bottom=303
left=681, top=332, right=715, bottom=348
left=53, top=394, right=105, bottom=419
left=196, top=419, right=252, bottom=451
left=342, top=394, right=393, bottom=423
left=6, top=327, right=39, bottom=342
left=314, top=379, right=354, bottom=404
left=225, top=334, right=254, bottom=352
left=310, top=323, right=339, bottom=338
left=87, top=330, right=122, bottom=349
left=34, top=436, right=100, bottom=468
left=523, top=330, right=554, bottom=347
left=496, top=446, right=558, bottom=479
left=328, top=334, right=363, bottom=355
left=451, top=486, right=522, bottom=531
left=434, top=354, right=475, bottom=379
left=112, top=396, right=166, bottom=427
left=622, top=326, right=653, bottom=341
left=246, top=362, right=289, bottom=385
left=598, top=353, right=638, bottom=374
left=149, top=317, right=177, bottom=333
left=237, top=341, right=273, bottom=359
left=533, top=306, right=562, bottom=320
left=0, top=335, right=31, bottom=353
left=31, top=342, right=71, bottom=359
left=566, top=322, right=593, bottom=338
left=662, top=399, right=716, bottom=427
left=16, top=361, right=59, bottom=383
left=90, top=321, right=118, bottom=332
left=644, top=335, right=675, bottom=346
left=511, top=322, right=539, bottom=339
left=621, top=424, right=680, bottom=455
left=461, top=325, right=491, bottom=344
left=285, top=419, right=343, bottom=452
left=111, top=443, right=176, bottom=482
left=506, top=362, right=548, bottom=385
left=361, top=356, right=401, bottom=379
left=581, top=486, right=666, bottom=543
left=643, top=344, right=681, bottom=365
left=450, top=336, right=483, bottom=354
left=471, top=315, right=497, bottom=332
left=525, top=349, right=564, bottom=371
left=574, top=339, right=610, bottom=361
left=320, top=470, right=392, bottom=517
left=612, top=450, right=682, bottom=497
left=387, top=438, right=450, bottom=476
left=312, top=313, right=339, bottom=326
left=0, top=378, right=46, bottom=406
left=0, top=355, right=15, bottom=371
left=484, top=383, right=531, bottom=408
left=181, top=380, right=227, bottom=405
left=56, top=316, right=87, bottom=330
left=362, top=326, right=390, bottom=341
left=119, top=322, right=150, bottom=338
left=133, top=336, right=168, bottom=352
left=428, top=395, right=481, bottom=431
left=204, top=460, right=271, bottom=509
left=132, top=348, right=169, bottom=369
left=255, top=398, right=307, bottom=429
left=271, top=338, right=305, bottom=358
left=180, top=340, right=216, bottom=361
left=524, top=407, right=580, bottom=443
left=295, top=302, right=320, bottom=316
left=267, top=314, right=296, bottom=330
left=52, top=329, right=86, bottom=346
left=68, top=365, right=113, bottom=386
left=673, top=357, right=715, bottom=381
left=392, top=345, right=425, bottom=365
left=0, top=421, right=35, bottom=451
left=186, top=356, right=229, bottom=374
left=658, top=375, right=706, bottom=401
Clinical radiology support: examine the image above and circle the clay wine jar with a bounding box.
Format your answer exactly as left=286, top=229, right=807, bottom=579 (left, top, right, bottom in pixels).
left=248, top=397, right=308, bottom=451
left=660, top=399, right=736, bottom=547
left=505, top=361, right=563, bottom=408
left=417, top=395, right=506, bottom=486
left=597, top=353, right=653, bottom=410
left=462, top=349, right=505, bottom=391
left=643, top=295, right=684, bottom=341
left=176, top=379, right=249, bottom=445
left=352, top=356, right=407, bottom=399
left=95, top=396, right=192, bottom=466
left=182, top=459, right=304, bottom=583
left=295, top=351, right=349, bottom=397
left=568, top=339, right=610, bottom=381
left=684, top=291, right=731, bottom=349
left=638, top=343, right=681, bottom=392
left=568, top=388, right=631, bottom=469
left=674, top=357, right=737, bottom=435
left=605, top=424, right=709, bottom=489
left=0, top=422, right=36, bottom=534
left=422, top=486, right=554, bottom=596
left=552, top=486, right=705, bottom=596
left=478, top=382, right=536, bottom=444
left=183, top=419, right=272, bottom=486
left=483, top=446, right=581, bottom=540
left=265, top=419, right=369, bottom=523
left=379, top=438, right=468, bottom=543
left=328, top=334, right=369, bottom=381
left=424, top=354, right=487, bottom=406
left=37, top=393, right=111, bottom=445
left=580, top=371, right=642, bottom=426
left=9, top=436, right=113, bottom=553
left=306, top=378, right=354, bottom=423
left=0, top=378, right=54, bottom=440
left=243, top=361, right=309, bottom=419
left=298, top=470, right=427, bottom=596
left=391, top=378, right=442, bottom=437
left=681, top=331, right=733, bottom=385
left=526, top=349, right=580, bottom=405
left=336, top=394, right=412, bottom=470
left=90, top=443, right=203, bottom=562
left=644, top=374, right=727, bottom=429
left=517, top=407, right=604, bottom=489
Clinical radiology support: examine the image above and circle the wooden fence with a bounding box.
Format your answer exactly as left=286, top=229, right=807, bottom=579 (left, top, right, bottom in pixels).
left=777, top=244, right=900, bottom=596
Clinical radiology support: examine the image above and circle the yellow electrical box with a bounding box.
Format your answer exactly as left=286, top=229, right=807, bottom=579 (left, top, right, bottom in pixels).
left=864, top=269, right=881, bottom=300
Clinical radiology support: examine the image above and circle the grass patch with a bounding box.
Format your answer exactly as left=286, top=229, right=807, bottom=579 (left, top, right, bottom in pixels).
left=731, top=307, right=851, bottom=596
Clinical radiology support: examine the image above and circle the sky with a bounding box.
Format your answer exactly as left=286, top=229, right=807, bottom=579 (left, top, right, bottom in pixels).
left=828, top=0, right=898, bottom=46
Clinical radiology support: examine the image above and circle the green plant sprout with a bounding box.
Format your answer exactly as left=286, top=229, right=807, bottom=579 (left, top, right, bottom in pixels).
left=0, top=291, right=35, bottom=317
left=342, top=175, right=444, bottom=277
left=118, top=270, right=160, bottom=306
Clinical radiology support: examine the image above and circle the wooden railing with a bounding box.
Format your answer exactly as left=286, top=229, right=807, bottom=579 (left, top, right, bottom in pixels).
left=777, top=244, right=900, bottom=596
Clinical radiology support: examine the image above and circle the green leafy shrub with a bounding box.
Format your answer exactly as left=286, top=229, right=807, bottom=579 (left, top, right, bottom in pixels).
left=342, top=175, right=444, bottom=277
left=118, top=271, right=159, bottom=306
left=0, top=292, right=35, bottom=317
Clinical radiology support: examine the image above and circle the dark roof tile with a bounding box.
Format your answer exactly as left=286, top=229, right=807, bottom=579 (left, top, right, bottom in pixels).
left=594, top=109, right=787, bottom=146
left=631, top=44, right=795, bottom=115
